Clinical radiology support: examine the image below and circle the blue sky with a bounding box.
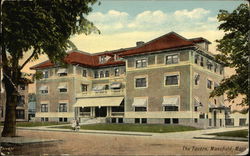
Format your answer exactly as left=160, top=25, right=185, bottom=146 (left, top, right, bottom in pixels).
left=69, top=0, right=247, bottom=53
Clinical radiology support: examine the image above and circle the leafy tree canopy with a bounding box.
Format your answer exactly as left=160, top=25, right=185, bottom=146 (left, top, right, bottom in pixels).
left=1, top=0, right=99, bottom=137
left=210, top=4, right=250, bottom=106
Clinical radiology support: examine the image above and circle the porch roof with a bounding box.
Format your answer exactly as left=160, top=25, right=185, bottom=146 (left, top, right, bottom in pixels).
left=74, top=97, right=124, bottom=107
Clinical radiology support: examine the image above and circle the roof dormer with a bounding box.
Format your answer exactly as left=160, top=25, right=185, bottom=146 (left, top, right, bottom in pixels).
left=189, top=37, right=211, bottom=51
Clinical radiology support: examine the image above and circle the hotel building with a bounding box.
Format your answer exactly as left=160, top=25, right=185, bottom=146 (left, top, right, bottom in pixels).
left=31, top=32, right=228, bottom=128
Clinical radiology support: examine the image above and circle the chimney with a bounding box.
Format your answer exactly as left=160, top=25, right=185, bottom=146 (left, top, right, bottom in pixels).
left=136, top=41, right=144, bottom=46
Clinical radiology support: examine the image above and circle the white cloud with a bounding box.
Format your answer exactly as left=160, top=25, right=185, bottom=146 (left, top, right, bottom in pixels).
left=174, top=8, right=210, bottom=19
left=208, top=16, right=217, bottom=22
left=88, top=10, right=128, bottom=23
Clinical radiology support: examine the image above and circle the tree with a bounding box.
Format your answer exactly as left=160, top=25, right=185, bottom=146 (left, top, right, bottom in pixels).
left=210, top=4, right=250, bottom=107
left=1, top=0, right=99, bottom=137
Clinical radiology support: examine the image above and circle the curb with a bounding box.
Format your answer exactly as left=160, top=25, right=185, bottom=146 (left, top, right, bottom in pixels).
left=193, top=136, right=248, bottom=142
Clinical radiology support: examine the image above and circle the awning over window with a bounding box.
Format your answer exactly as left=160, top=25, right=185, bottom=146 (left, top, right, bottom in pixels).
left=58, top=83, right=67, bottom=89
left=57, top=68, right=67, bottom=74
left=74, top=97, right=124, bottom=107
left=39, top=86, right=48, bottom=91
left=132, top=98, right=147, bottom=107
left=92, top=85, right=105, bottom=91
left=162, top=97, right=179, bottom=106
left=110, top=82, right=121, bottom=89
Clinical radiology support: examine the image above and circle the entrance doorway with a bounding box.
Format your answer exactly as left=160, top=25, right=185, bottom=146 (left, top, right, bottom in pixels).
left=95, top=107, right=107, bottom=117
left=213, top=111, right=217, bottom=127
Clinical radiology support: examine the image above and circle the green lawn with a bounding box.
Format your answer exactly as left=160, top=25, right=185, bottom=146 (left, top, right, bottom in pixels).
left=0, top=122, right=67, bottom=127
left=56, top=124, right=199, bottom=133
left=207, top=129, right=249, bottom=138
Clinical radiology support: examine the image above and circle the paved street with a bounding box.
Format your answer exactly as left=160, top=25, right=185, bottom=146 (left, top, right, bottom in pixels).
left=1, top=127, right=248, bottom=155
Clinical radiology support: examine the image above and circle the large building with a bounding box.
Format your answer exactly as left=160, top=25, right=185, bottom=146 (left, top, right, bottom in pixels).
left=0, top=78, right=30, bottom=122
left=31, top=32, right=228, bottom=128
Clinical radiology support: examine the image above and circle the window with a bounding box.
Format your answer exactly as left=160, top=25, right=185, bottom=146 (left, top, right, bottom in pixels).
left=164, top=106, right=178, bottom=111
left=214, top=82, right=219, bottom=89
left=141, top=118, right=147, bottom=124
left=45, top=117, right=49, bottom=122
left=111, top=118, right=116, bottom=123
left=17, top=95, right=25, bottom=106
left=200, top=57, right=204, bottom=66
left=118, top=118, right=123, bottom=123
left=194, top=106, right=198, bottom=112
left=94, top=71, right=99, bottom=78
left=41, top=104, right=48, bottom=112
left=220, top=67, right=223, bottom=75
left=80, top=107, right=90, bottom=112
left=135, top=118, right=140, bottom=124
left=214, top=64, right=218, bottom=73
left=220, top=119, right=222, bottom=126
left=214, top=99, right=217, bottom=105
left=100, top=71, right=104, bottom=78
left=105, top=85, right=109, bottom=90
left=105, top=71, right=109, bottom=77
left=59, top=88, right=67, bottom=93
left=194, top=73, right=200, bottom=85
left=194, top=118, right=198, bottom=123
left=81, top=84, right=88, bottom=92
left=43, top=70, right=49, bottom=78
left=165, top=75, right=179, bottom=85
left=40, top=89, right=48, bottom=94
left=59, top=103, right=67, bottom=112
left=165, top=118, right=171, bottom=124
left=135, top=59, right=147, bottom=68
left=64, top=118, right=67, bottom=122
left=16, top=110, right=25, bottom=119
left=172, top=118, right=179, bottom=124
left=114, top=68, right=119, bottom=76
left=166, top=54, right=179, bottom=64
left=135, top=107, right=147, bottom=112
left=199, top=113, right=205, bottom=119
left=207, top=60, right=213, bottom=70
left=59, top=118, right=63, bottom=122
left=99, top=56, right=106, bottom=63
left=135, top=77, right=147, bottom=88
left=195, top=55, right=199, bottom=64
left=209, top=119, right=212, bottom=126
left=207, top=79, right=212, bottom=89
left=82, top=70, right=87, bottom=77
left=20, top=84, right=26, bottom=90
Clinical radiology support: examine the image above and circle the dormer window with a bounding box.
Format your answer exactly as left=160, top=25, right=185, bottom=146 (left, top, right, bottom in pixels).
left=43, top=70, right=49, bottom=78
left=99, top=56, right=106, bottom=64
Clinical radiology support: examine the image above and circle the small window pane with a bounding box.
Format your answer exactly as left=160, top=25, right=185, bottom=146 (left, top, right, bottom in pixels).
left=165, top=75, right=179, bottom=85
left=173, top=118, right=179, bottom=124
left=135, top=107, right=147, bottom=112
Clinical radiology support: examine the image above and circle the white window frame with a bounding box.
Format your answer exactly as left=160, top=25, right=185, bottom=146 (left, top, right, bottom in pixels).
left=135, top=58, right=148, bottom=68
left=43, top=70, right=49, bottom=79
left=194, top=72, right=200, bottom=86
left=40, top=86, right=49, bottom=94
left=41, top=103, right=49, bottom=112
left=134, top=75, right=148, bottom=89
left=165, top=53, right=179, bottom=65
left=164, top=72, right=180, bottom=87
left=58, top=102, right=68, bottom=112
left=82, top=69, right=87, bottom=77
left=133, top=97, right=148, bottom=112
left=207, top=78, right=213, bottom=89
left=162, top=95, right=180, bottom=112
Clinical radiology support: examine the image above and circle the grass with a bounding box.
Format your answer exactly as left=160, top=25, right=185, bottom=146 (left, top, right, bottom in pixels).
left=207, top=129, right=249, bottom=138
left=0, top=122, right=67, bottom=127
left=56, top=123, right=199, bottom=133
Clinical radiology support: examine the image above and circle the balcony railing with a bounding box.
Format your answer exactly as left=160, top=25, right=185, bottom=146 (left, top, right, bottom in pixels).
left=76, top=89, right=125, bottom=97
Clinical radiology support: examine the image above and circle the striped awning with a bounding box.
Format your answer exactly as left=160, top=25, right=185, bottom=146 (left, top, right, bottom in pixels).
left=58, top=83, right=67, bottom=89
left=162, top=97, right=179, bottom=106
left=39, top=86, right=48, bottom=91
left=74, top=97, right=124, bottom=107
left=132, top=98, right=147, bottom=107
left=57, top=68, right=67, bottom=74
left=110, top=82, right=121, bottom=89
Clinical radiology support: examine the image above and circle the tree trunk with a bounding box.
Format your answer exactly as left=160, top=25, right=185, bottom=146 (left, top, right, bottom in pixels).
left=1, top=74, right=17, bottom=137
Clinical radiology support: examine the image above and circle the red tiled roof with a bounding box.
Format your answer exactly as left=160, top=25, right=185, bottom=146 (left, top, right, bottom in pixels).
left=119, top=32, right=195, bottom=57
left=30, top=32, right=209, bottom=69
